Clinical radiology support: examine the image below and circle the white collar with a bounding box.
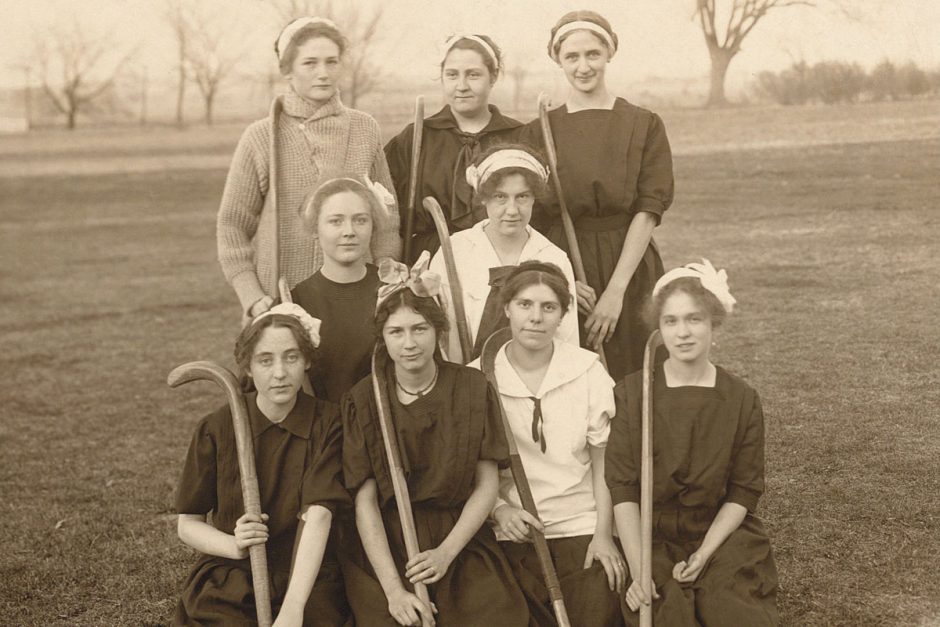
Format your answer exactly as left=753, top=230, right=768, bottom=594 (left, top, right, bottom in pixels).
left=468, top=220, right=555, bottom=260
left=495, top=339, right=599, bottom=399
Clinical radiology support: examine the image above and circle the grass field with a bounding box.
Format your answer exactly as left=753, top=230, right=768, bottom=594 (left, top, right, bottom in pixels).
left=1, top=101, right=938, bottom=625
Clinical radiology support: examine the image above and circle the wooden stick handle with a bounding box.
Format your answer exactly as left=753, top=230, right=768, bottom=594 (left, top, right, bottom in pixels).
left=403, top=95, right=425, bottom=264
left=267, top=95, right=284, bottom=297
left=423, top=196, right=473, bottom=363
left=480, top=328, right=571, bottom=627
left=640, top=330, right=663, bottom=627
left=168, top=361, right=273, bottom=627
left=537, top=93, right=608, bottom=371
left=370, top=347, right=433, bottom=626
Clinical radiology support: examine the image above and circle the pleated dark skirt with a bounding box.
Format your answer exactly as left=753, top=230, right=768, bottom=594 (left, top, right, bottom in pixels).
left=173, top=554, right=351, bottom=626
left=500, top=534, right=623, bottom=627
left=621, top=514, right=779, bottom=627
left=340, top=505, right=529, bottom=627
left=546, top=213, right=663, bottom=381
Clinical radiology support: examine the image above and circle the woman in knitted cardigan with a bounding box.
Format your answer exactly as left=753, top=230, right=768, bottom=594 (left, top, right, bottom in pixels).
left=217, top=17, right=401, bottom=319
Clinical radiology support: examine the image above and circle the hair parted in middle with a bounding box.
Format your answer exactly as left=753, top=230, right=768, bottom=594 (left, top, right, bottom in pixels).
left=298, top=175, right=386, bottom=235
left=500, top=260, right=572, bottom=315
left=373, top=288, right=450, bottom=343
left=233, top=313, right=318, bottom=392
left=643, top=276, right=727, bottom=330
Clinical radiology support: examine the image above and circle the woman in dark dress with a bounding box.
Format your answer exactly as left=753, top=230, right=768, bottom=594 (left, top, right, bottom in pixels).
left=174, top=305, right=350, bottom=626
left=386, top=34, right=523, bottom=263
left=524, top=10, right=675, bottom=380
left=606, top=260, right=779, bottom=626
left=340, top=257, right=529, bottom=626
left=293, top=176, right=394, bottom=403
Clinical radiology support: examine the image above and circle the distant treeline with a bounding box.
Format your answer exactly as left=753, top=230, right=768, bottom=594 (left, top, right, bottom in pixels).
left=754, top=60, right=940, bottom=105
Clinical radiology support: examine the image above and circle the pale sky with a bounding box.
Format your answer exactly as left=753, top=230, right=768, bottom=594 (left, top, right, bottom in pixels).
left=3, top=0, right=939, bottom=93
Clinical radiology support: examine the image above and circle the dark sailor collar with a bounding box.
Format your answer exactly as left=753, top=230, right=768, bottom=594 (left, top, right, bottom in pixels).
left=424, top=104, right=522, bottom=133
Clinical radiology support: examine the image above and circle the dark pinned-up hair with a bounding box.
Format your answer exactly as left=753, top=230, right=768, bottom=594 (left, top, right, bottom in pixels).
left=471, top=143, right=550, bottom=210
left=234, top=313, right=317, bottom=392
left=277, top=21, right=348, bottom=74
left=643, top=276, right=727, bottom=329
left=440, top=34, right=503, bottom=81
left=500, top=261, right=572, bottom=315
left=374, top=289, right=449, bottom=344
left=547, top=10, right=619, bottom=60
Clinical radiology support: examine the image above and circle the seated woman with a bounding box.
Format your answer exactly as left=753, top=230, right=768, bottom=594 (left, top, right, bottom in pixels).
left=174, top=304, right=350, bottom=626
left=607, top=260, right=779, bottom=626
left=468, top=261, right=624, bottom=627
left=340, top=253, right=529, bottom=626
left=430, top=145, right=578, bottom=363
left=292, top=176, right=394, bottom=403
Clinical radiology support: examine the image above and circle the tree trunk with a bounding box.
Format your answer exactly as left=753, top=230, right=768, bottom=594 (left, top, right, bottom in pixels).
left=707, top=49, right=735, bottom=108
left=204, top=91, right=215, bottom=126
left=175, top=65, right=186, bottom=127
left=67, top=107, right=77, bottom=130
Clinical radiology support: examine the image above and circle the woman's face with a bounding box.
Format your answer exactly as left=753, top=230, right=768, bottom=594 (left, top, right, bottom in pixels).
left=317, top=190, right=373, bottom=266
left=557, top=30, right=610, bottom=95
left=505, top=283, right=563, bottom=352
left=482, top=173, right=533, bottom=239
left=382, top=306, right=438, bottom=375
left=284, top=36, right=342, bottom=104
left=441, top=47, right=494, bottom=118
left=659, top=291, right=713, bottom=365
left=248, top=326, right=309, bottom=410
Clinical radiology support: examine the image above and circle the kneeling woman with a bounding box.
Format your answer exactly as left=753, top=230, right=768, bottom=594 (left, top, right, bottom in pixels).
left=174, top=305, right=350, bottom=626
left=430, top=145, right=578, bottom=363
left=607, top=261, right=778, bottom=626
left=340, top=256, right=529, bottom=626
left=469, top=262, right=624, bottom=627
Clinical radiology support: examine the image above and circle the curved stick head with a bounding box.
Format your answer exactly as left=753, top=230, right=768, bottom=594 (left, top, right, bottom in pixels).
left=167, top=360, right=240, bottom=391
left=480, top=327, right=513, bottom=382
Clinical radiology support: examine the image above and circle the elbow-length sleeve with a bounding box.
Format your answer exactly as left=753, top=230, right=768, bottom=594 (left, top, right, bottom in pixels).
left=217, top=124, right=268, bottom=291
left=341, top=393, right=374, bottom=494
left=632, top=112, right=674, bottom=225
left=585, top=361, right=615, bottom=448
left=605, top=380, right=641, bottom=506
left=479, top=382, right=511, bottom=470
left=175, top=418, right=218, bottom=515
left=369, top=121, right=402, bottom=263
left=301, top=405, right=352, bottom=515
left=724, top=389, right=766, bottom=513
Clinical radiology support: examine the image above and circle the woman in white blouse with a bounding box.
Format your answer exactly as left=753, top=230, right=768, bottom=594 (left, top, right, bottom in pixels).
left=429, top=144, right=578, bottom=363
left=468, top=261, right=624, bottom=626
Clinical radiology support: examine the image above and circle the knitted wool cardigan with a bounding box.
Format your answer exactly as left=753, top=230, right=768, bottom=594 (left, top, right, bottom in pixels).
left=217, top=89, right=401, bottom=311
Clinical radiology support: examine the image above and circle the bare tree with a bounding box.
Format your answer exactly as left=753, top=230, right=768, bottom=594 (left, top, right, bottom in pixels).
left=33, top=20, right=134, bottom=129
left=164, top=0, right=190, bottom=127
left=185, top=16, right=247, bottom=125
left=267, top=0, right=384, bottom=107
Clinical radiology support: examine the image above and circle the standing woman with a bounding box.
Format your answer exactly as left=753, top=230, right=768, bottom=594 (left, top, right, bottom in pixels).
left=386, top=34, right=522, bottom=263
left=526, top=10, right=674, bottom=380
left=340, top=257, right=529, bottom=626
left=607, top=261, right=778, bottom=625
left=218, top=17, right=400, bottom=320
left=429, top=145, right=578, bottom=363
left=468, top=262, right=624, bottom=627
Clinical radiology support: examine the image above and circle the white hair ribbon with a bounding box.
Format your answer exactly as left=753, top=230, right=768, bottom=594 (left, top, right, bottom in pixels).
left=362, top=175, right=395, bottom=220
left=440, top=34, right=500, bottom=71
left=550, top=21, right=617, bottom=62
left=465, top=149, right=549, bottom=192
left=254, top=303, right=323, bottom=347
left=652, top=259, right=737, bottom=314
left=276, top=17, right=339, bottom=61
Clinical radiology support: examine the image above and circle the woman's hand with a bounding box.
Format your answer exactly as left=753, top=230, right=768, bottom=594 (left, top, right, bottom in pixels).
left=583, top=534, right=626, bottom=591
left=249, top=295, right=275, bottom=318
left=493, top=504, right=545, bottom=544
left=624, top=578, right=660, bottom=612
left=673, top=550, right=710, bottom=583
left=585, top=286, right=624, bottom=349
left=387, top=587, right=437, bottom=626
left=232, top=512, right=269, bottom=558
left=405, top=546, right=456, bottom=585
left=575, top=280, right=597, bottom=315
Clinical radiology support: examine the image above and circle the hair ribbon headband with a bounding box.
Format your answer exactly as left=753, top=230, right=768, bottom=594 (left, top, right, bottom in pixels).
left=550, top=21, right=617, bottom=61
left=376, top=250, right=442, bottom=310
left=465, top=149, right=549, bottom=192
left=276, top=17, right=339, bottom=61
left=440, top=34, right=500, bottom=71
left=652, top=258, right=737, bottom=314
left=254, top=303, right=322, bottom=347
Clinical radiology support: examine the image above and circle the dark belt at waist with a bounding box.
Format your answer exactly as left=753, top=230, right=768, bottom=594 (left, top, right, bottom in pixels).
left=569, top=212, right=633, bottom=232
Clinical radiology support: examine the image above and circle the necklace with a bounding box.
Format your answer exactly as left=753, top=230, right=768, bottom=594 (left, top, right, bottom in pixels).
left=396, top=366, right=439, bottom=398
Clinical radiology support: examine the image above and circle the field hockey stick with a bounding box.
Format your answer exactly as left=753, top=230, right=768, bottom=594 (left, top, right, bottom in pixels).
left=423, top=196, right=472, bottom=363
left=268, top=95, right=285, bottom=298
left=537, top=92, right=608, bottom=370
left=480, top=327, right=571, bottom=627
left=370, top=346, right=433, bottom=626
left=402, top=96, right=425, bottom=264
left=167, top=361, right=273, bottom=627
left=640, top=330, right=663, bottom=627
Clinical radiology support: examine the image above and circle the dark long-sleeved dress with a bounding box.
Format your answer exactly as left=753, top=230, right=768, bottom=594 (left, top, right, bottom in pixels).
left=340, top=358, right=530, bottom=626
left=523, top=99, right=674, bottom=380
left=606, top=365, right=779, bottom=626
left=385, top=104, right=523, bottom=264
left=292, top=265, right=380, bottom=403
left=173, top=393, right=351, bottom=626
